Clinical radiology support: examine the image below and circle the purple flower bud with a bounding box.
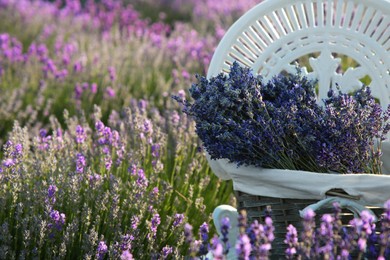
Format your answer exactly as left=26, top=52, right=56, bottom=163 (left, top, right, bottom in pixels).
left=50, top=210, right=60, bottom=222
left=2, top=158, right=14, bottom=168
left=211, top=236, right=224, bottom=260
left=39, top=129, right=47, bottom=138
left=74, top=83, right=83, bottom=99
left=131, top=216, right=139, bottom=230
left=151, top=144, right=160, bottom=158
left=106, top=87, right=115, bottom=98
left=184, top=223, right=193, bottom=244
left=91, top=83, right=98, bottom=94
left=173, top=213, right=184, bottom=227
left=95, top=121, right=105, bottom=132
left=76, top=153, right=86, bottom=173
left=199, top=222, right=209, bottom=255
left=161, top=246, right=173, bottom=258
left=48, top=185, right=57, bottom=199
left=108, top=66, right=116, bottom=81
left=120, top=250, right=133, bottom=260
left=13, top=143, right=23, bottom=156
left=96, top=241, right=108, bottom=260
left=236, top=234, right=251, bottom=259
left=73, top=60, right=83, bottom=72
left=75, top=125, right=86, bottom=144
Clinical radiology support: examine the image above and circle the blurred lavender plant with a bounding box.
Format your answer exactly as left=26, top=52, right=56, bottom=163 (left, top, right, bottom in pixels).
left=175, top=62, right=390, bottom=174
left=0, top=99, right=231, bottom=258
left=184, top=200, right=390, bottom=259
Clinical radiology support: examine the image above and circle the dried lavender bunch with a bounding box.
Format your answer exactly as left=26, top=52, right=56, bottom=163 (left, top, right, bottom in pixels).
left=175, top=62, right=390, bottom=174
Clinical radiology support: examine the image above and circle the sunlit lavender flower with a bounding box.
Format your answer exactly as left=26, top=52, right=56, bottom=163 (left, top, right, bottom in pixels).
left=151, top=143, right=160, bottom=158
left=143, top=119, right=153, bottom=135
left=91, top=83, right=98, bottom=94
left=284, top=224, right=298, bottom=259
left=105, top=156, right=112, bottom=170
left=47, top=185, right=58, bottom=204
left=2, top=158, right=14, bottom=168
left=161, top=246, right=173, bottom=258
left=106, top=86, right=115, bottom=98
left=95, top=120, right=105, bottom=132
left=135, top=169, right=148, bottom=198
left=236, top=234, right=251, bottom=260
left=13, top=143, right=23, bottom=157
left=221, top=216, right=230, bottom=254
left=248, top=217, right=273, bottom=258
left=317, top=214, right=334, bottom=257
left=48, top=209, right=66, bottom=236
left=350, top=210, right=376, bottom=257
left=73, top=60, right=83, bottom=72
left=75, top=153, right=86, bottom=173
left=74, top=83, right=83, bottom=100
left=75, top=125, right=86, bottom=144
left=210, top=235, right=224, bottom=260
left=96, top=241, right=108, bottom=260
left=198, top=222, right=209, bottom=255
left=173, top=213, right=184, bottom=227
left=184, top=223, right=193, bottom=242
left=120, top=250, right=133, bottom=260
left=108, top=66, right=116, bottom=81
left=300, top=209, right=316, bottom=258
left=38, top=129, right=51, bottom=150
left=148, top=213, right=161, bottom=240
left=88, top=173, right=102, bottom=187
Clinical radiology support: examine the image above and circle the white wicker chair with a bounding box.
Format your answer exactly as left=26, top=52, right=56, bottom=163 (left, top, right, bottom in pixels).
left=208, top=0, right=390, bottom=258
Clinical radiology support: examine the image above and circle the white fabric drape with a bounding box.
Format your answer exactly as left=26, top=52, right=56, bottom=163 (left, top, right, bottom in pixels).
left=207, top=141, right=390, bottom=207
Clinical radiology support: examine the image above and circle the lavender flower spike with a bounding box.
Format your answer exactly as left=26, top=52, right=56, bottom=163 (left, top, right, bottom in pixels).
left=96, top=241, right=108, bottom=260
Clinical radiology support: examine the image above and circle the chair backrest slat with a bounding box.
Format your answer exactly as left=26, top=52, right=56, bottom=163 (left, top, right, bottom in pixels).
left=207, top=0, right=390, bottom=109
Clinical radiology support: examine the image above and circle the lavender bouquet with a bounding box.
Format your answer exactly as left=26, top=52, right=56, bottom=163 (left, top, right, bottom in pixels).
left=175, top=62, right=390, bottom=174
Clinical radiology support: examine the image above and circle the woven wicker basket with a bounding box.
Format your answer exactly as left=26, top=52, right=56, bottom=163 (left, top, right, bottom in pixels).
left=235, top=189, right=384, bottom=259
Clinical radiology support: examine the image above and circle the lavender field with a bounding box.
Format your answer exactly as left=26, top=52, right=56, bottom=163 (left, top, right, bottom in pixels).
left=3, top=1, right=390, bottom=259
left=0, top=0, right=262, bottom=258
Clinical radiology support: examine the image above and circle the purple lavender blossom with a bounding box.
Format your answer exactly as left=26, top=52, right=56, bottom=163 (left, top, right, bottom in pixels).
left=300, top=209, right=316, bottom=258
left=131, top=216, right=139, bottom=230
left=75, top=153, right=86, bottom=173
left=198, top=222, right=209, bottom=255
left=284, top=224, right=298, bottom=258
left=151, top=144, right=160, bottom=158
left=2, top=158, right=14, bottom=168
left=96, top=241, right=108, bottom=260
left=173, top=213, right=184, bottom=227
left=350, top=210, right=376, bottom=258
left=108, top=66, right=116, bottom=81
left=184, top=223, right=193, bottom=244
left=73, top=60, right=83, bottom=72
left=161, top=246, right=173, bottom=259
left=13, top=143, right=22, bottom=157
left=236, top=234, right=251, bottom=260
left=120, top=250, right=133, bottom=260
left=148, top=213, right=161, bottom=240
left=220, top=216, right=230, bottom=254
left=175, top=62, right=390, bottom=173
left=75, top=125, right=86, bottom=144
left=317, top=214, right=334, bottom=257
left=47, top=185, right=58, bottom=204
left=48, top=209, right=66, bottom=236
left=210, top=235, right=224, bottom=260
left=91, top=83, right=98, bottom=94
left=106, top=87, right=115, bottom=98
